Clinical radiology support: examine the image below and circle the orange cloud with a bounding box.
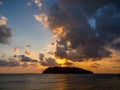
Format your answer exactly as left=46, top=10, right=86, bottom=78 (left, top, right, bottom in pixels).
left=34, top=14, right=49, bottom=28
left=53, top=26, right=66, bottom=38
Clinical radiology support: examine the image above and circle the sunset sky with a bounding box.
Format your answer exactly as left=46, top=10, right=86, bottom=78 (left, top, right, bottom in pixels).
left=0, top=0, right=120, bottom=74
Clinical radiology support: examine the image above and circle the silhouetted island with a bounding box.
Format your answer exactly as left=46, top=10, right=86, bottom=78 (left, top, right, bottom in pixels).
left=43, top=67, right=93, bottom=74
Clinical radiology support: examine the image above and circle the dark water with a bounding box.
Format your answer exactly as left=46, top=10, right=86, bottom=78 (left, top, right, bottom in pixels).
left=0, top=74, right=119, bottom=90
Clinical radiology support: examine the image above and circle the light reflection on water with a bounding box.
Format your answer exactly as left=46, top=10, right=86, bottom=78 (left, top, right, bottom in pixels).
left=0, top=74, right=119, bottom=90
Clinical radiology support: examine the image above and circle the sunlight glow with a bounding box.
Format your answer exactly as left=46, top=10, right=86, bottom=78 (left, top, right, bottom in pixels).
left=56, top=58, right=66, bottom=67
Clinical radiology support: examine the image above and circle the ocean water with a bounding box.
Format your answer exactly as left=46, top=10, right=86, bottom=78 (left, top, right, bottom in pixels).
left=0, top=74, right=119, bottom=90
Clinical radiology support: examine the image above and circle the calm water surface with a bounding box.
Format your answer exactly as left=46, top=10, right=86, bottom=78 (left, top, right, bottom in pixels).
left=0, top=74, right=119, bottom=90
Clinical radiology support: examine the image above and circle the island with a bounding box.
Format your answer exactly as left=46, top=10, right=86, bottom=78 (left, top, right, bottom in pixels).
left=42, top=67, right=93, bottom=74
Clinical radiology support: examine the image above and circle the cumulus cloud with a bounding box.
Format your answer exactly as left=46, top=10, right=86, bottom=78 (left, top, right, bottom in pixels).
left=0, top=16, right=12, bottom=44
left=34, top=0, right=120, bottom=62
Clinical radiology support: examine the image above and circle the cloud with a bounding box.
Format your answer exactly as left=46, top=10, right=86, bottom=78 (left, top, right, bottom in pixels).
left=112, top=66, right=120, bottom=69
left=0, top=16, right=12, bottom=44
left=34, top=0, right=42, bottom=8
left=64, top=61, right=73, bottom=67
left=114, top=59, right=120, bottom=63
left=55, top=45, right=66, bottom=58
left=111, top=42, right=120, bottom=50
left=0, top=55, right=40, bottom=67
left=13, top=47, right=19, bottom=53
left=0, top=16, right=7, bottom=25
left=18, top=55, right=38, bottom=62
left=21, top=62, right=29, bottom=67
left=0, top=59, right=20, bottom=67
left=90, top=63, right=101, bottom=68
left=0, top=52, right=6, bottom=58
left=34, top=0, right=120, bottom=62
left=34, top=14, right=49, bottom=28
left=23, top=48, right=34, bottom=57
left=39, top=53, right=59, bottom=66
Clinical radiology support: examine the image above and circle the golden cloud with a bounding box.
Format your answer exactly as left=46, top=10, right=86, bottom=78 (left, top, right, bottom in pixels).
left=0, top=16, right=7, bottom=26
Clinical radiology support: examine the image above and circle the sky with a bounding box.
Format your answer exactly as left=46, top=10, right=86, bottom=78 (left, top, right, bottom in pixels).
left=0, top=0, right=120, bottom=74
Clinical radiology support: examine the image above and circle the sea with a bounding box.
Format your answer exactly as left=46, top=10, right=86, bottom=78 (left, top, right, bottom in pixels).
left=0, top=74, right=119, bottom=90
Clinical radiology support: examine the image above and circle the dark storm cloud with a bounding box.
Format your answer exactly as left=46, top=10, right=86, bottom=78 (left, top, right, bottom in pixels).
left=57, top=0, right=113, bottom=14
left=0, top=16, right=12, bottom=44
left=35, top=0, right=120, bottom=61
left=111, top=43, right=120, bottom=50
left=39, top=53, right=59, bottom=66
left=55, top=45, right=66, bottom=58
left=0, top=59, right=20, bottom=67
left=18, top=55, right=38, bottom=62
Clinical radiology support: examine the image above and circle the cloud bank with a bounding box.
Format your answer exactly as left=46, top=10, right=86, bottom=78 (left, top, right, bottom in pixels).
left=34, top=0, right=120, bottom=62
left=0, top=58, right=20, bottom=67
